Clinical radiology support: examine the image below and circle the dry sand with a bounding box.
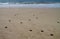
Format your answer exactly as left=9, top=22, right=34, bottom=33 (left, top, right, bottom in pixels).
left=0, top=8, right=60, bottom=39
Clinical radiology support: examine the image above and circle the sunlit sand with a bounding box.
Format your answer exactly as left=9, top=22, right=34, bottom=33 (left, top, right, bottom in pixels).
left=0, top=8, right=60, bottom=39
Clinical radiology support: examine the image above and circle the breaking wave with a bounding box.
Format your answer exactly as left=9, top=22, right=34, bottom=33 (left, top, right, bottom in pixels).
left=0, top=3, right=60, bottom=8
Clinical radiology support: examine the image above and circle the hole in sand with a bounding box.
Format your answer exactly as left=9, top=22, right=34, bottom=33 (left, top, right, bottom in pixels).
left=41, top=30, right=44, bottom=32
left=20, top=22, right=23, bottom=24
left=50, top=34, right=54, bottom=36
left=33, top=14, right=35, bottom=16
left=5, top=26, right=8, bottom=28
left=29, top=30, right=32, bottom=32
left=57, top=21, right=60, bottom=23
left=9, top=20, right=11, bottom=22
left=28, top=19, right=31, bottom=21
left=14, top=14, right=16, bottom=16
left=36, top=17, right=38, bottom=19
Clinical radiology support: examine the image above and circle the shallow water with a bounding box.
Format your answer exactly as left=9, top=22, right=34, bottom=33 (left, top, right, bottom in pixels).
left=0, top=0, right=60, bottom=8
left=0, top=3, right=60, bottom=8
left=0, top=0, right=60, bottom=3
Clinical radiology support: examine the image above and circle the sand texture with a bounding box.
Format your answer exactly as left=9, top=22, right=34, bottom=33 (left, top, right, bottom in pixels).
left=0, top=8, right=60, bottom=39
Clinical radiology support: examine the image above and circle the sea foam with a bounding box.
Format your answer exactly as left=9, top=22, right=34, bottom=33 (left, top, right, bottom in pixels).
left=0, top=3, right=60, bottom=8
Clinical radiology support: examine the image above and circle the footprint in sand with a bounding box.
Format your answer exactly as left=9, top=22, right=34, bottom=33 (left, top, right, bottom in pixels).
left=33, top=14, right=35, bottom=16
left=57, top=18, right=60, bottom=23
left=36, top=17, right=38, bottom=19
left=28, top=19, right=31, bottom=21
left=14, top=14, right=16, bottom=16
left=29, top=29, right=32, bottom=32
left=57, top=21, right=60, bottom=23
left=32, top=14, right=39, bottom=19
left=50, top=34, right=54, bottom=36
left=20, top=22, right=23, bottom=24
left=9, top=20, right=11, bottom=22
left=5, top=26, right=8, bottom=29
left=41, top=30, right=44, bottom=32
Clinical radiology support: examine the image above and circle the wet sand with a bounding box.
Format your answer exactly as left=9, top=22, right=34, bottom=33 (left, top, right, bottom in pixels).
left=0, top=8, right=60, bottom=39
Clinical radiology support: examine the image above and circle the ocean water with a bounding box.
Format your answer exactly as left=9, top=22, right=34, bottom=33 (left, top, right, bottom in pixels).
left=0, top=0, right=60, bottom=3
left=0, top=0, right=60, bottom=8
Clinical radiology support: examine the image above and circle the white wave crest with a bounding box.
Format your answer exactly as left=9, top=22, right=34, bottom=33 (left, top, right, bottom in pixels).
left=0, top=3, right=60, bottom=8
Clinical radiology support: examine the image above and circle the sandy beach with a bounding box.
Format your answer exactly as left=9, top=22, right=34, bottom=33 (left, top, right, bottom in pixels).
left=0, top=8, right=60, bottom=39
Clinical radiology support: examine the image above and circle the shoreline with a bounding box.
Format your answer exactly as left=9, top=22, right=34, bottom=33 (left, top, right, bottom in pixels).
left=0, top=3, right=60, bottom=8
